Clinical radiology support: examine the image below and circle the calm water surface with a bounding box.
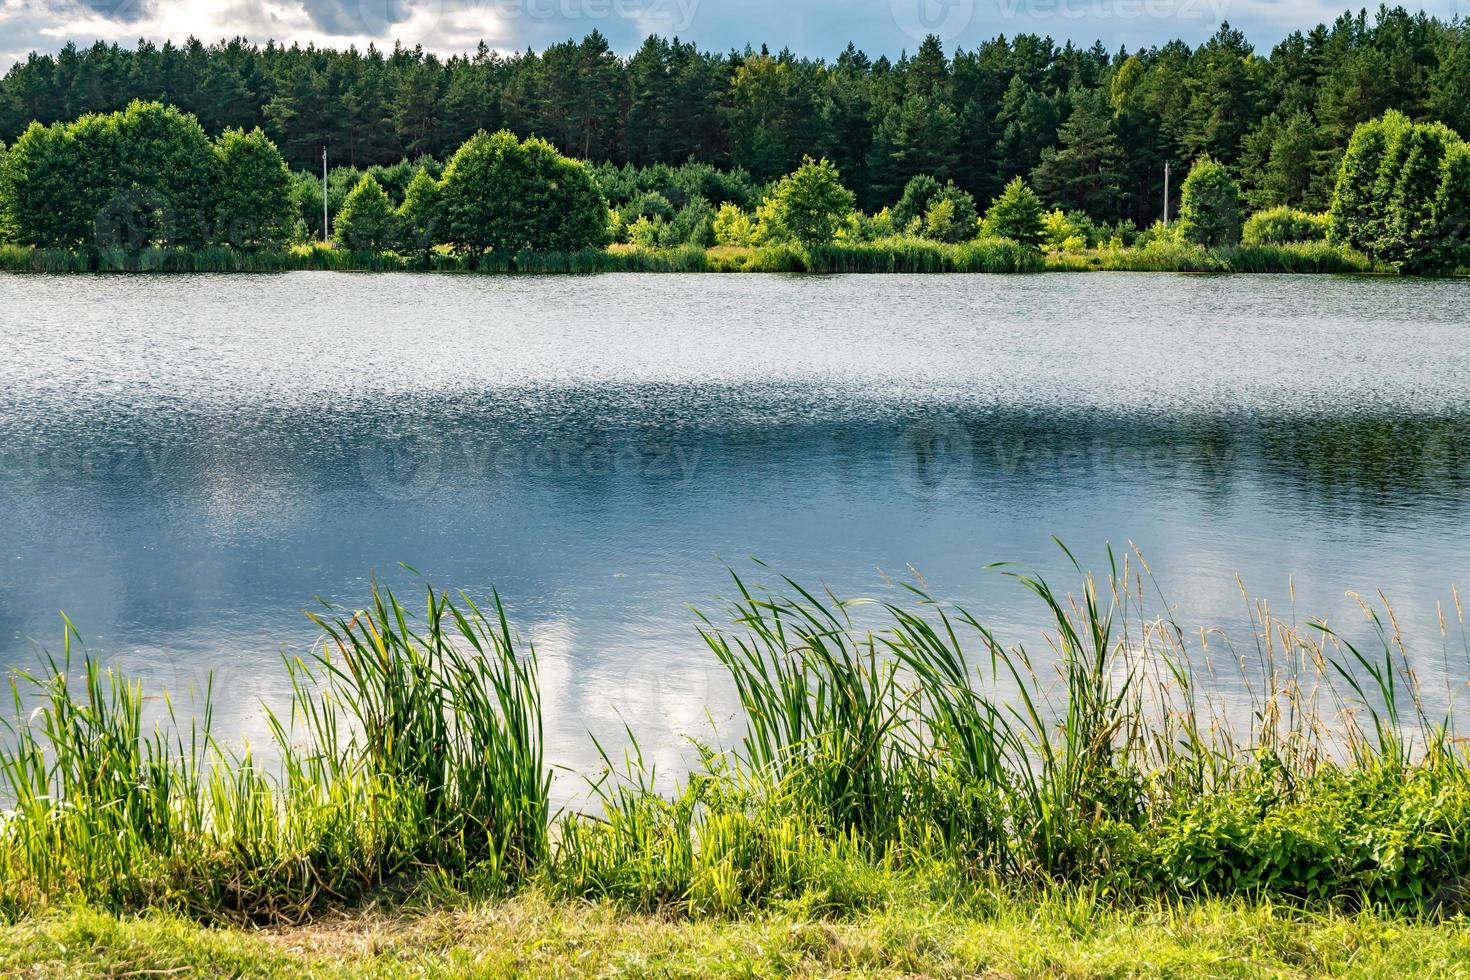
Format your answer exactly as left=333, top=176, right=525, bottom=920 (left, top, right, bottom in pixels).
left=2, top=272, right=1468, bottom=776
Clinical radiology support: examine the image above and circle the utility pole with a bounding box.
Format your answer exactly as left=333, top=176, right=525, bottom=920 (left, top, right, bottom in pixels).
left=322, top=146, right=329, bottom=246
left=1163, top=160, right=1171, bottom=227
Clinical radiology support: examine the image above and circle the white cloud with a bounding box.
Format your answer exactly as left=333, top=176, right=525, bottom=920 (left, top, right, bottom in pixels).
left=0, top=0, right=1463, bottom=73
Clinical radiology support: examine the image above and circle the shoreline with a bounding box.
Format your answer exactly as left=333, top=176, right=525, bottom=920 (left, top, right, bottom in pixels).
left=0, top=240, right=1423, bottom=277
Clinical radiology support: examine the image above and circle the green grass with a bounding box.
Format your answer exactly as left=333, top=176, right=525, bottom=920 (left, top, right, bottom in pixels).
left=4, top=892, right=1470, bottom=977
left=2, top=546, right=1469, bottom=931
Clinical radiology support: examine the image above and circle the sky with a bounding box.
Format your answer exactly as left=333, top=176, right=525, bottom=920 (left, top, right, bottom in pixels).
left=0, top=0, right=1463, bottom=73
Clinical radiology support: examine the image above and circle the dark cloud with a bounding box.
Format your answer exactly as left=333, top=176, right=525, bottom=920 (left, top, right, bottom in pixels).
left=296, top=0, right=388, bottom=34
left=47, top=0, right=154, bottom=24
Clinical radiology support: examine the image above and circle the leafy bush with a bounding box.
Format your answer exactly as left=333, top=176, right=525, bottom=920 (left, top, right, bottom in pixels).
left=1041, top=209, right=1088, bottom=251
left=713, top=202, right=757, bottom=246
left=892, top=174, right=941, bottom=230
left=1242, top=205, right=1329, bottom=245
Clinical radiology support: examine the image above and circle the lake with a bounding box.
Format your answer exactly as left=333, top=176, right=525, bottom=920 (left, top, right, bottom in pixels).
left=2, top=271, right=1468, bottom=778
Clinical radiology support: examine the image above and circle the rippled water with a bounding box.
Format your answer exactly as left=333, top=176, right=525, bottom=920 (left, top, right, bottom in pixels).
left=2, top=271, right=1468, bottom=775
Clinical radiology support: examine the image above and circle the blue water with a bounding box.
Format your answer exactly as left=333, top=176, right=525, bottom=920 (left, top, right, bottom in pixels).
left=2, top=271, right=1468, bottom=775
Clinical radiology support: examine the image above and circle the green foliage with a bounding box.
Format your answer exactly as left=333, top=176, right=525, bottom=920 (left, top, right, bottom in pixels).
left=892, top=175, right=941, bottom=230
left=0, top=141, right=13, bottom=243
left=1041, top=209, right=1088, bottom=252
left=712, top=202, right=756, bottom=246
left=885, top=175, right=980, bottom=243
left=395, top=166, right=443, bottom=257
left=981, top=177, right=1046, bottom=248
left=1030, top=87, right=1122, bottom=217
left=0, top=12, right=1468, bottom=236
left=214, top=128, right=294, bottom=248
left=1241, top=110, right=1322, bottom=211
left=1177, top=156, right=1242, bottom=246
left=1330, top=112, right=1469, bottom=273
left=1241, top=206, right=1330, bottom=246
left=1428, top=140, right=1470, bottom=273
left=4, top=101, right=218, bottom=249
left=333, top=173, right=397, bottom=251
left=922, top=182, right=979, bottom=243
left=439, top=129, right=609, bottom=258
left=761, top=156, right=855, bottom=246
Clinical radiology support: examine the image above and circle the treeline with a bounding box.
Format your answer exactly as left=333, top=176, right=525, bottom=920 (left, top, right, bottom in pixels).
left=1, top=101, right=1464, bottom=272
left=2, top=6, right=1470, bottom=224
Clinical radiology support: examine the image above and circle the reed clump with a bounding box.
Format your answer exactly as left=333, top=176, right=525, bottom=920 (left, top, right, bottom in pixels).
left=0, top=240, right=1391, bottom=275
left=2, top=547, right=1468, bottom=923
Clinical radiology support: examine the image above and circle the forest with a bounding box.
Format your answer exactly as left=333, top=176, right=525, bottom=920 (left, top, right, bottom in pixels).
left=1, top=5, right=1469, bottom=227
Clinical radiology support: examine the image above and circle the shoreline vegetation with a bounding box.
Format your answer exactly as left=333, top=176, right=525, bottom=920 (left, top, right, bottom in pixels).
left=3, top=547, right=1470, bottom=967
left=0, top=240, right=1389, bottom=276
left=1, top=88, right=1466, bottom=278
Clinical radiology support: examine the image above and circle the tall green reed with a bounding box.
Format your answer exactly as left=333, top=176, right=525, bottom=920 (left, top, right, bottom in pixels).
left=2, top=550, right=1466, bottom=920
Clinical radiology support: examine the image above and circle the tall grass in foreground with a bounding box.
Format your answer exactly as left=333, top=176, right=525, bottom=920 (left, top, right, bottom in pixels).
left=3, top=547, right=1469, bottom=923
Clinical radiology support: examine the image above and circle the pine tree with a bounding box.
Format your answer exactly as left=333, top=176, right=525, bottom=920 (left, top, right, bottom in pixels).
left=981, top=177, right=1045, bottom=247
left=1030, top=88, right=1123, bottom=219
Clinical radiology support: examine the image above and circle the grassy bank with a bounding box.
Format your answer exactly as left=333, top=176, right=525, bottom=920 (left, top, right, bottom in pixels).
left=0, top=239, right=1398, bottom=275
left=7, top=891, right=1470, bottom=977
left=3, top=548, right=1469, bottom=935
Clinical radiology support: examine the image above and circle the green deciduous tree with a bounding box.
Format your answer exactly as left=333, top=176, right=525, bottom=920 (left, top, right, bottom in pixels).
left=395, top=166, right=443, bottom=257
left=1330, top=111, right=1469, bottom=272
left=892, top=174, right=941, bottom=231
left=1176, top=155, right=1242, bottom=246
left=3, top=100, right=217, bottom=249
left=214, top=126, right=293, bottom=248
left=333, top=173, right=396, bottom=251
left=1427, top=141, right=1470, bottom=273
left=981, top=176, right=1045, bottom=248
left=439, top=129, right=608, bottom=257
left=1329, top=110, right=1408, bottom=252
left=1381, top=121, right=1457, bottom=272
left=762, top=156, right=855, bottom=246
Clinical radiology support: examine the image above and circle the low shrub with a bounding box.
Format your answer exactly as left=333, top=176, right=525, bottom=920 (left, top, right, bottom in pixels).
left=1242, top=206, right=1331, bottom=246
